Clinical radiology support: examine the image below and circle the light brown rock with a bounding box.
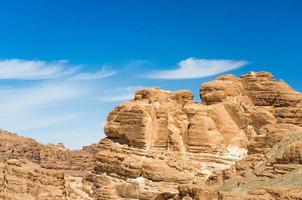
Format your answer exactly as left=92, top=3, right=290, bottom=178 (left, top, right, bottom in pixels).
left=0, top=71, right=301, bottom=200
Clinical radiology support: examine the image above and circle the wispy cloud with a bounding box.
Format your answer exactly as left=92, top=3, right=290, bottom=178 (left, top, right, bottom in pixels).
left=0, top=82, right=85, bottom=111
left=144, top=57, right=248, bottom=79
left=0, top=58, right=120, bottom=148
left=72, top=66, right=117, bottom=80
left=99, top=86, right=144, bottom=102
left=0, top=79, right=110, bottom=149
left=0, top=81, right=86, bottom=133
left=0, top=59, right=117, bottom=80
left=124, top=60, right=149, bottom=70
left=0, top=59, right=78, bottom=80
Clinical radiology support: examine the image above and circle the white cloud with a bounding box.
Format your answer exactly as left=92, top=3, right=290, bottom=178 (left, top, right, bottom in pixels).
left=0, top=58, right=119, bottom=149
left=0, top=82, right=84, bottom=111
left=0, top=59, right=78, bottom=80
left=144, top=57, right=248, bottom=79
left=0, top=79, right=112, bottom=149
left=0, top=81, right=87, bottom=135
left=72, top=66, right=116, bottom=80
left=99, top=93, right=134, bottom=102
left=0, top=59, right=117, bottom=80
left=99, top=86, right=144, bottom=102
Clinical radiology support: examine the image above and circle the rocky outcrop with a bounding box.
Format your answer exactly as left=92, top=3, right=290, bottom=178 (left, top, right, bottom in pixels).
left=0, top=159, right=93, bottom=199
left=0, top=71, right=301, bottom=199
left=92, top=71, right=302, bottom=199
left=95, top=87, right=250, bottom=199
left=0, top=130, right=96, bottom=173
left=276, top=140, right=302, bottom=164
left=200, top=72, right=302, bottom=154
left=0, top=130, right=96, bottom=199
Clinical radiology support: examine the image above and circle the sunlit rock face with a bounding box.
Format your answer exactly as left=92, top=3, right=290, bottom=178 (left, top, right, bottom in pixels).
left=0, top=130, right=96, bottom=173
left=0, top=159, right=93, bottom=200
left=201, top=72, right=302, bottom=153
left=93, top=71, right=302, bottom=199
left=0, top=130, right=96, bottom=199
left=104, top=87, right=248, bottom=151
left=0, top=71, right=302, bottom=200
left=104, top=89, right=194, bottom=149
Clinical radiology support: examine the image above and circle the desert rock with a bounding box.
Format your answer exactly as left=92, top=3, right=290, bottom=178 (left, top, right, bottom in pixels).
left=0, top=71, right=301, bottom=199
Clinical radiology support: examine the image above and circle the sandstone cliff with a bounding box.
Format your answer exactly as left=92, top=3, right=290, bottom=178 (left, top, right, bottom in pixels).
left=0, top=130, right=96, bottom=199
left=0, top=71, right=301, bottom=200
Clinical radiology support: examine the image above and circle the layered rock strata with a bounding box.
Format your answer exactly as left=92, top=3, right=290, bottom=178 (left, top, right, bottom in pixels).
left=0, top=130, right=95, bottom=199
left=0, top=71, right=301, bottom=199
left=94, top=71, right=302, bottom=199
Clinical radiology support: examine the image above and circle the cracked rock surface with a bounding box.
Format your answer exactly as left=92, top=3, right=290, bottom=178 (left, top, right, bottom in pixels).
left=0, top=71, right=302, bottom=199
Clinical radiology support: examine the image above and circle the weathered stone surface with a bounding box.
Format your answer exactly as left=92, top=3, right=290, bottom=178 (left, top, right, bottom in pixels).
left=276, top=140, right=302, bottom=164
left=0, top=71, right=302, bottom=199
left=0, top=159, right=93, bottom=200
left=96, top=71, right=302, bottom=199
left=0, top=130, right=96, bottom=173
left=0, top=130, right=95, bottom=199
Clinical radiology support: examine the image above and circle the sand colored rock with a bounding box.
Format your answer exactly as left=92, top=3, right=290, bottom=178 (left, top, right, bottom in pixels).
left=0, top=130, right=96, bottom=173
left=96, top=71, right=302, bottom=199
left=0, top=159, right=93, bottom=199
left=276, top=140, right=302, bottom=164
left=0, top=71, right=301, bottom=199
left=0, top=130, right=95, bottom=199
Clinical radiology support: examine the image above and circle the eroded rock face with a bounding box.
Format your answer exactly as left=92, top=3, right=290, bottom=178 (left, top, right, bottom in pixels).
left=0, top=130, right=95, bottom=199
left=0, top=130, right=96, bottom=173
left=105, top=88, right=249, bottom=151
left=96, top=86, right=251, bottom=199
left=93, top=71, right=302, bottom=199
left=0, top=159, right=93, bottom=200
left=0, top=71, right=301, bottom=200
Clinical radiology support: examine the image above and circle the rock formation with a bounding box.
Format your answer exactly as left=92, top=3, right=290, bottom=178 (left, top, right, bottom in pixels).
left=0, top=130, right=96, bottom=199
left=0, top=71, right=301, bottom=199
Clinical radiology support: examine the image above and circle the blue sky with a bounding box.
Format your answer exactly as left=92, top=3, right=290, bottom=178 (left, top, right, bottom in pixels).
left=0, top=0, right=301, bottom=149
